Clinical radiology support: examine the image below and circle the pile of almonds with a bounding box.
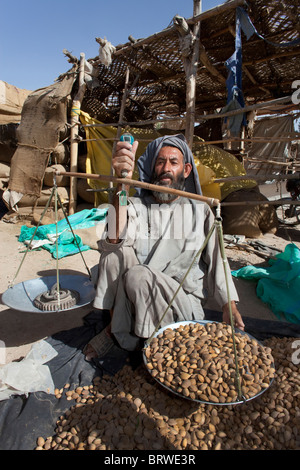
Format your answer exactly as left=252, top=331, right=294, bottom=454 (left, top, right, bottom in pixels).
left=144, top=322, right=275, bottom=404
left=35, top=333, right=300, bottom=450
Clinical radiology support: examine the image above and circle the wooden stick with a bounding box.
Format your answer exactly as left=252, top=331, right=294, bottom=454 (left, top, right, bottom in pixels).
left=108, top=66, right=131, bottom=198
left=111, top=0, right=245, bottom=58
left=115, top=67, right=130, bottom=143
left=79, top=136, right=300, bottom=147
left=55, top=170, right=220, bottom=207
left=245, top=158, right=300, bottom=166
left=230, top=243, right=278, bottom=260
left=194, top=136, right=300, bottom=145
left=214, top=173, right=300, bottom=183
left=184, top=0, right=202, bottom=148
left=243, top=49, right=300, bottom=66
left=189, top=0, right=246, bottom=25
left=69, top=53, right=86, bottom=215
left=79, top=96, right=293, bottom=128
left=221, top=199, right=300, bottom=207
left=56, top=171, right=300, bottom=207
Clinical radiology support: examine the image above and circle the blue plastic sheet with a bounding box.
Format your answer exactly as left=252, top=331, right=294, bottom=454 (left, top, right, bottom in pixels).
left=18, top=208, right=107, bottom=258
left=232, top=243, right=300, bottom=324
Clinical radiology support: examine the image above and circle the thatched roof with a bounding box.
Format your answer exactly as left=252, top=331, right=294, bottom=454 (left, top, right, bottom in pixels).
left=73, top=0, right=300, bottom=126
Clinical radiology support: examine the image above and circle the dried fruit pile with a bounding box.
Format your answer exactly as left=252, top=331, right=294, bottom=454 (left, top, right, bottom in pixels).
left=144, top=322, right=275, bottom=403
left=35, top=331, right=300, bottom=450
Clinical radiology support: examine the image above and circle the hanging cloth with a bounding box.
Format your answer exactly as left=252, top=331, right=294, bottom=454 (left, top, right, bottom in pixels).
left=238, top=7, right=300, bottom=48
left=223, top=7, right=246, bottom=135
left=223, top=7, right=300, bottom=136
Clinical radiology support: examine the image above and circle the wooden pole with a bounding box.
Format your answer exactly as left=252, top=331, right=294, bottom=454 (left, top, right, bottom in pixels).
left=55, top=170, right=220, bottom=207
left=105, top=67, right=131, bottom=202
left=79, top=95, right=293, bottom=128
left=214, top=173, right=300, bottom=183
left=115, top=67, right=130, bottom=144
left=245, top=158, right=300, bottom=167
left=192, top=135, right=300, bottom=145
left=221, top=199, right=300, bottom=207
left=56, top=170, right=300, bottom=208
left=69, top=53, right=87, bottom=215
left=111, top=0, right=246, bottom=58
left=184, top=0, right=202, bottom=148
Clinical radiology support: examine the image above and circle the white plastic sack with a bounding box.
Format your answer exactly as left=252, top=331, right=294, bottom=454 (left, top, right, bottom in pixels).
left=0, top=340, right=58, bottom=401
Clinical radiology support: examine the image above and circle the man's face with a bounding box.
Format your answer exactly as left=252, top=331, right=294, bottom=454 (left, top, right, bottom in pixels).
left=151, top=146, right=192, bottom=202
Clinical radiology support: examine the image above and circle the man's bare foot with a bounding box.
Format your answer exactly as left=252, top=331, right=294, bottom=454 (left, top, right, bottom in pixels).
left=84, top=344, right=98, bottom=361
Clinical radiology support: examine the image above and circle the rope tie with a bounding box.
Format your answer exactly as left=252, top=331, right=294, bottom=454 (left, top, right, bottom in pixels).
left=54, top=177, right=61, bottom=310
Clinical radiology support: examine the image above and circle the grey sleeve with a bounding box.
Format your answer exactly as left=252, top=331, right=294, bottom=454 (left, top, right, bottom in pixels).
left=98, top=199, right=137, bottom=252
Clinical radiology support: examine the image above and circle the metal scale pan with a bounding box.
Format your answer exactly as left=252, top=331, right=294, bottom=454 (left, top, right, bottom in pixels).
left=1, top=275, right=95, bottom=313
left=143, top=320, right=275, bottom=406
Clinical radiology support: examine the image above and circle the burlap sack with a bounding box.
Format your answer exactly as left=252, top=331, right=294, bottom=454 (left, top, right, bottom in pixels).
left=78, top=154, right=87, bottom=173
left=0, top=161, right=10, bottom=178
left=50, top=142, right=70, bottom=165
left=221, top=186, right=278, bottom=238
left=32, top=207, right=65, bottom=226
left=43, top=164, right=69, bottom=187
left=17, top=186, right=70, bottom=208
left=0, top=123, right=18, bottom=163
left=77, top=178, right=95, bottom=204
left=7, top=69, right=76, bottom=198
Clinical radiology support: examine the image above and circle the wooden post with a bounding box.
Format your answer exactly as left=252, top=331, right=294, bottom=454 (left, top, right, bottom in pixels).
left=185, top=0, right=202, bottom=148
left=105, top=66, right=131, bottom=203
left=115, top=67, right=130, bottom=144
left=69, top=52, right=87, bottom=214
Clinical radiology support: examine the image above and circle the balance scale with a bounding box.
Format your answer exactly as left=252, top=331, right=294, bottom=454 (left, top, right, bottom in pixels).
left=1, top=184, right=95, bottom=313
left=2, top=275, right=95, bottom=313
left=2, top=176, right=275, bottom=406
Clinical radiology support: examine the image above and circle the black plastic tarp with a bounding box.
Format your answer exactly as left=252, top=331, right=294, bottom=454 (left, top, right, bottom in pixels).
left=0, top=309, right=300, bottom=450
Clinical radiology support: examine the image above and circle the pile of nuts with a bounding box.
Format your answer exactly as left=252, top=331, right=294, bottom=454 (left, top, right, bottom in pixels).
left=144, top=322, right=275, bottom=404
left=35, top=331, right=300, bottom=450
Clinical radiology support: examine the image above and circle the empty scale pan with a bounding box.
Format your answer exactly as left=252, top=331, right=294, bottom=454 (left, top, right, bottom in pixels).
left=2, top=275, right=95, bottom=313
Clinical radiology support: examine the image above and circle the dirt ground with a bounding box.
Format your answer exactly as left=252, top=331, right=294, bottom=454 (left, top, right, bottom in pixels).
left=0, top=215, right=300, bottom=365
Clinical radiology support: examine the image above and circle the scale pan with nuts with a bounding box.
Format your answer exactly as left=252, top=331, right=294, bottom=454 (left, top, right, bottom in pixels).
left=143, top=320, right=275, bottom=406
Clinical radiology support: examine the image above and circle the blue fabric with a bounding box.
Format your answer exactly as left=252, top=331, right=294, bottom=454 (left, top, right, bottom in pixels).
left=224, top=7, right=300, bottom=135
left=238, top=6, right=300, bottom=48
left=232, top=243, right=300, bottom=324
left=136, top=134, right=202, bottom=197
left=224, top=7, right=246, bottom=135
left=225, top=9, right=244, bottom=106
left=19, top=208, right=108, bottom=259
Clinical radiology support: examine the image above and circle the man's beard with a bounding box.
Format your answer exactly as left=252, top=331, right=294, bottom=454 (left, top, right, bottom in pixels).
left=150, top=170, right=185, bottom=202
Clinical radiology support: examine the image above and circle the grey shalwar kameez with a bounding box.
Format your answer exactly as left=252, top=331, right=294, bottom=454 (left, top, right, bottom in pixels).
left=94, top=194, right=239, bottom=351
left=94, top=134, right=238, bottom=350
